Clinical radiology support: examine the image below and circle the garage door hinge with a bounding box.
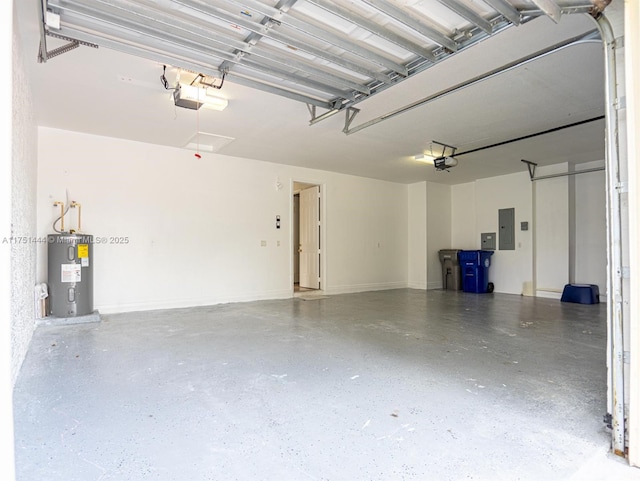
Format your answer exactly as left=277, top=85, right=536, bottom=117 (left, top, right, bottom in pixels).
left=624, top=351, right=631, bottom=364
left=614, top=97, right=626, bottom=110
left=615, top=182, right=628, bottom=193
left=622, top=266, right=630, bottom=279
left=603, top=413, right=612, bottom=429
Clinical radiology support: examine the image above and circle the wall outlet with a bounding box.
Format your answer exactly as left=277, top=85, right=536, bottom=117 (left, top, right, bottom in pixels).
left=261, top=240, right=267, bottom=247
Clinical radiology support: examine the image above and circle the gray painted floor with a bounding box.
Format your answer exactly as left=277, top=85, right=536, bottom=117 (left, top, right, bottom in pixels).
left=13, top=289, right=640, bottom=481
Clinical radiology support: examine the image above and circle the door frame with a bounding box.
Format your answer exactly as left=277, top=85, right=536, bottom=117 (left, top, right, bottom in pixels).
left=290, top=179, right=326, bottom=294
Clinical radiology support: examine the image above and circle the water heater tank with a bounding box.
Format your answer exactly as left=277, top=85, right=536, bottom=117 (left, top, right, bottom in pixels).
left=47, top=233, right=94, bottom=318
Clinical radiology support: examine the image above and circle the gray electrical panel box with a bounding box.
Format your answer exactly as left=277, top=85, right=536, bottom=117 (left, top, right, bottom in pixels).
left=499, top=208, right=515, bottom=250
left=481, top=232, right=496, bottom=250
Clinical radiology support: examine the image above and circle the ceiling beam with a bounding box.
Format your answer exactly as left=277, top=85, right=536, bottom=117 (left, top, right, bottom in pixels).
left=239, top=55, right=370, bottom=96
left=38, top=0, right=49, bottom=62
left=84, top=0, right=392, bottom=85
left=214, top=0, right=394, bottom=85
left=226, top=71, right=335, bottom=108
left=530, top=0, right=562, bottom=23
left=257, top=30, right=394, bottom=85
left=304, top=0, right=437, bottom=62
left=57, top=19, right=355, bottom=101
left=481, top=0, right=521, bottom=25
left=360, top=0, right=458, bottom=52
left=436, top=0, right=493, bottom=34
left=170, top=0, right=408, bottom=76
left=51, top=1, right=369, bottom=96
left=49, top=25, right=333, bottom=108
left=218, top=0, right=290, bottom=91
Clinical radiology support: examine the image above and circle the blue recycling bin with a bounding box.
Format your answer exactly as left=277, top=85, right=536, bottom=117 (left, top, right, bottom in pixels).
left=459, top=250, right=494, bottom=293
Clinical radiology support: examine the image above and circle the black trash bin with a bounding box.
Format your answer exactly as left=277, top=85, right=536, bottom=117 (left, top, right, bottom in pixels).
left=438, top=249, right=462, bottom=290
left=459, top=250, right=494, bottom=293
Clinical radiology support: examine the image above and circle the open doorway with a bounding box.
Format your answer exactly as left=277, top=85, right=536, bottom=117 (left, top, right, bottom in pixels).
left=293, top=182, right=322, bottom=294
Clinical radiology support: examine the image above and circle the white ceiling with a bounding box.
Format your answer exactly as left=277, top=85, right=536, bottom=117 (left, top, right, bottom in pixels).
left=16, top=1, right=606, bottom=185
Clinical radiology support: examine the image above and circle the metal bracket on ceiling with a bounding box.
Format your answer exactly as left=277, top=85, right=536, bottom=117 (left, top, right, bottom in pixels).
left=307, top=103, right=359, bottom=130
left=38, top=31, right=98, bottom=63
left=521, top=159, right=538, bottom=180
left=307, top=104, right=322, bottom=124
left=530, top=0, right=562, bottom=23
left=307, top=100, right=341, bottom=124
left=342, top=108, right=360, bottom=134
left=38, top=38, right=77, bottom=63
left=521, top=158, right=607, bottom=182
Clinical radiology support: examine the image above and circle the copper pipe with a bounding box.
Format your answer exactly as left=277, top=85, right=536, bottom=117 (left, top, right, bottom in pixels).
left=53, top=201, right=65, bottom=232
left=70, top=201, right=82, bottom=232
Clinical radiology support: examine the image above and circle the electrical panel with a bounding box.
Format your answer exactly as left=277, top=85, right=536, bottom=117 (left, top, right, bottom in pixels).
left=481, top=232, right=496, bottom=250
left=499, top=208, right=515, bottom=250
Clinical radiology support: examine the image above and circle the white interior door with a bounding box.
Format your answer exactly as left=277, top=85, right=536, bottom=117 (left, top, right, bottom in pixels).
left=299, top=185, right=320, bottom=289
left=293, top=194, right=300, bottom=284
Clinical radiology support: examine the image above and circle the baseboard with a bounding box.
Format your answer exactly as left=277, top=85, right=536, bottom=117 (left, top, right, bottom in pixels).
left=96, top=281, right=423, bottom=314
left=325, top=281, right=408, bottom=296
left=96, top=289, right=293, bottom=314
left=36, top=310, right=101, bottom=326
left=426, top=281, right=442, bottom=290
left=407, top=282, right=427, bottom=290
left=536, top=289, right=563, bottom=300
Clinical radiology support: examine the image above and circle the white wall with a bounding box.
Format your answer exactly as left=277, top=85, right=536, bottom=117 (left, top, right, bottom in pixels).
left=534, top=161, right=607, bottom=301
left=408, top=182, right=427, bottom=289
left=574, top=161, right=607, bottom=294
left=37, top=128, right=409, bottom=313
left=535, top=164, right=570, bottom=298
left=451, top=182, right=476, bottom=249
left=451, top=165, right=607, bottom=299
left=426, top=182, right=452, bottom=289
left=325, top=175, right=408, bottom=294
left=451, top=172, right=533, bottom=295
left=473, top=172, right=533, bottom=295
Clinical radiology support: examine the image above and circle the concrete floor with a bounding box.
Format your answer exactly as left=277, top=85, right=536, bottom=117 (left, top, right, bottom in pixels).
left=13, top=289, right=640, bottom=481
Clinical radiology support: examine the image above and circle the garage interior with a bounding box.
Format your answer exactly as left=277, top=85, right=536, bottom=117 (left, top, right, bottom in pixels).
left=12, top=291, right=623, bottom=480
left=4, top=0, right=640, bottom=480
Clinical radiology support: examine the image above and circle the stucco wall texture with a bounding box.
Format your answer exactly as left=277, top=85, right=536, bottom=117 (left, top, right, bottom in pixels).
left=11, top=13, right=37, bottom=385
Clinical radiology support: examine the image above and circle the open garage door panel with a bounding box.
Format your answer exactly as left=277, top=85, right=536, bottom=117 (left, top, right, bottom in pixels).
left=37, top=1, right=610, bottom=120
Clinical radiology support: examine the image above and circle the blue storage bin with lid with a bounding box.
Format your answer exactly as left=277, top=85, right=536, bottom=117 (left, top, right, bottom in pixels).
left=561, top=284, right=599, bottom=304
